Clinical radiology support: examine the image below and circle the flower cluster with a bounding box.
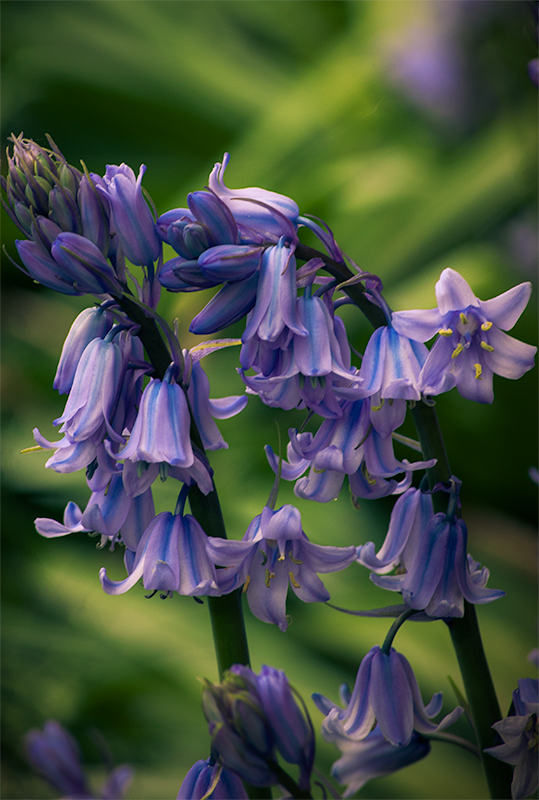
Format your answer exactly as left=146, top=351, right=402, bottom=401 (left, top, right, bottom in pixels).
left=4, top=138, right=536, bottom=800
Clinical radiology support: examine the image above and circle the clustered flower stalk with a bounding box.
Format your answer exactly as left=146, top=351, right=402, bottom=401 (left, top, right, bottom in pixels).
left=4, top=135, right=536, bottom=800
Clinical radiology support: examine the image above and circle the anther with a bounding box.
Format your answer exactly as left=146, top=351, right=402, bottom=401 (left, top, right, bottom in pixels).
left=289, top=572, right=300, bottom=588
left=289, top=553, right=303, bottom=565
left=242, top=575, right=251, bottom=593
left=459, top=313, right=468, bottom=325
left=451, top=343, right=464, bottom=359
left=438, top=328, right=453, bottom=337
left=481, top=321, right=493, bottom=331
left=480, top=341, right=494, bottom=352
left=474, top=363, right=482, bottom=380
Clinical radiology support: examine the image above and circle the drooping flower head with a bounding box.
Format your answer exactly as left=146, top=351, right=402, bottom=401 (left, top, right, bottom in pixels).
left=392, top=268, right=536, bottom=403
left=206, top=504, right=357, bottom=632
left=177, top=757, right=248, bottom=799
left=313, top=645, right=463, bottom=748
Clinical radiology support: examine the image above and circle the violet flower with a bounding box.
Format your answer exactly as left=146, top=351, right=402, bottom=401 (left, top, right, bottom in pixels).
left=358, top=324, right=429, bottom=401
left=99, top=509, right=220, bottom=597
left=98, top=163, right=161, bottom=267
left=392, top=268, right=537, bottom=403
left=177, top=757, right=248, bottom=799
left=206, top=504, right=357, bottom=632
left=53, top=305, right=115, bottom=395
left=485, top=678, right=538, bottom=800
left=313, top=645, right=463, bottom=747
left=117, top=365, right=194, bottom=468
left=370, top=510, right=505, bottom=618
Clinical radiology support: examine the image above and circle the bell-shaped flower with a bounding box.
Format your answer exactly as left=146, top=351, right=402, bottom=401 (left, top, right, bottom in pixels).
left=98, top=163, right=161, bottom=267
left=357, top=487, right=434, bottom=574
left=313, top=645, right=463, bottom=747
left=99, top=510, right=220, bottom=597
left=177, top=757, right=248, bottom=799
left=53, top=305, right=115, bottom=394
left=324, top=718, right=431, bottom=797
left=53, top=333, right=126, bottom=445
left=117, top=366, right=194, bottom=468
left=485, top=678, right=538, bottom=800
left=391, top=268, right=536, bottom=403
left=370, top=512, right=505, bottom=618
left=358, top=324, right=429, bottom=401
left=288, top=398, right=434, bottom=503
left=206, top=504, right=357, bottom=632
left=14, top=239, right=86, bottom=296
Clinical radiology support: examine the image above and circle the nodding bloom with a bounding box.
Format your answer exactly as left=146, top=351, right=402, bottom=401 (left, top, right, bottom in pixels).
left=177, top=757, right=248, bottom=799
left=98, top=163, right=161, bottom=268
left=201, top=664, right=315, bottom=790
left=391, top=268, right=536, bottom=403
left=117, top=365, right=194, bottom=468
left=313, top=645, right=463, bottom=748
left=368, top=487, right=505, bottom=618
left=25, top=720, right=133, bottom=800
left=485, top=678, right=538, bottom=800
left=206, top=504, right=357, bottom=632
left=53, top=305, right=115, bottom=395
left=99, top=509, right=220, bottom=597
left=357, top=324, right=429, bottom=401
left=325, top=720, right=431, bottom=797
left=268, top=396, right=434, bottom=503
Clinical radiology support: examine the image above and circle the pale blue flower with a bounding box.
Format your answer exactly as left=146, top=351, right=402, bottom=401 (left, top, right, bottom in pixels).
left=392, top=268, right=536, bottom=403
left=313, top=645, right=463, bottom=747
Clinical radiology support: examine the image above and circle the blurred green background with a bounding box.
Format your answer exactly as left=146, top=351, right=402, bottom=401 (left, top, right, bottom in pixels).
left=1, top=2, right=537, bottom=798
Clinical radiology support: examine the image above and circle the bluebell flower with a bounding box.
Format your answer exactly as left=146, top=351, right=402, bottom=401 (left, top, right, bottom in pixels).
left=357, top=487, right=434, bottom=574
left=118, top=366, right=194, bottom=468
left=201, top=664, right=315, bottom=790
left=313, top=645, right=463, bottom=747
left=25, top=720, right=133, bottom=800
left=53, top=305, right=115, bottom=394
left=325, top=720, right=430, bottom=797
left=276, top=397, right=434, bottom=503
left=370, top=511, right=505, bottom=618
left=100, top=509, right=220, bottom=597
left=98, top=163, right=161, bottom=267
left=485, top=678, right=538, bottom=799
left=177, top=757, right=248, bottom=799
left=358, top=324, right=429, bottom=401
left=391, top=268, right=537, bottom=403
left=206, top=504, right=357, bottom=632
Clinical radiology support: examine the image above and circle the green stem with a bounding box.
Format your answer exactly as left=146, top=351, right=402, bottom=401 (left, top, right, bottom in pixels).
left=422, top=731, right=480, bottom=759
left=410, top=401, right=512, bottom=798
left=267, top=761, right=313, bottom=800
left=381, top=607, right=416, bottom=655
left=446, top=605, right=513, bottom=798
left=115, top=293, right=251, bottom=678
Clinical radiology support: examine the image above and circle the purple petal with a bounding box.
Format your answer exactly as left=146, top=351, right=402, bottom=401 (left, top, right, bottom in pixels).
left=435, top=269, right=479, bottom=315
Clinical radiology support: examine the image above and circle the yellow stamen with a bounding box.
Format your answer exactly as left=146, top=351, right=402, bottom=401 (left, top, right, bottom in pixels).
left=474, top=363, right=482, bottom=380
left=451, top=343, right=464, bottom=359
left=278, top=553, right=286, bottom=561
left=438, top=328, right=453, bottom=337
left=480, top=341, right=494, bottom=352
left=361, top=463, right=376, bottom=486
left=21, top=445, right=44, bottom=454
left=459, top=312, right=468, bottom=325
left=371, top=399, right=384, bottom=412
left=313, top=467, right=326, bottom=474
left=289, top=572, right=300, bottom=589
left=289, top=553, right=303, bottom=565
left=264, top=569, right=276, bottom=587
left=242, top=575, right=251, bottom=593
left=481, top=321, right=493, bottom=331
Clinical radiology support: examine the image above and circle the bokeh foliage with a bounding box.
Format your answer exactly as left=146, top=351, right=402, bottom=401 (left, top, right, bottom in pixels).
left=1, top=2, right=537, bottom=798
